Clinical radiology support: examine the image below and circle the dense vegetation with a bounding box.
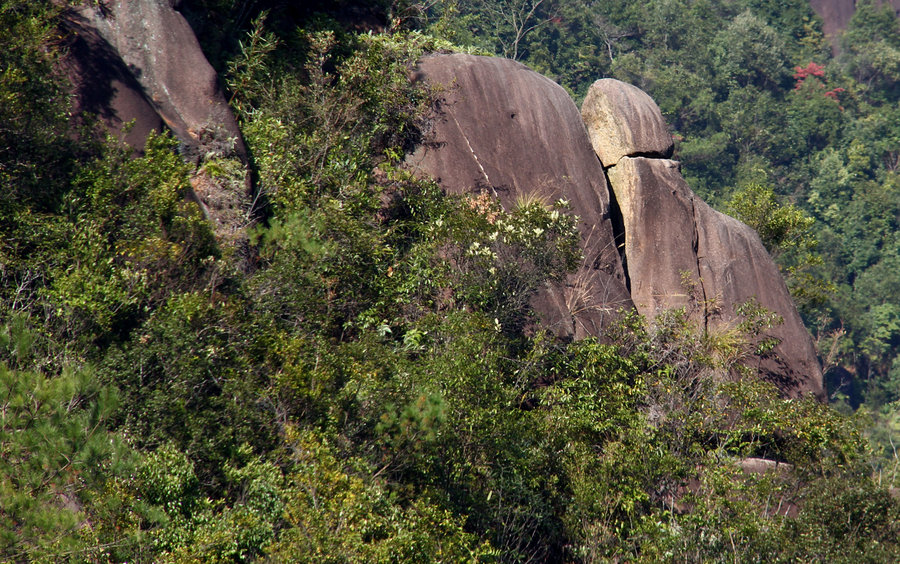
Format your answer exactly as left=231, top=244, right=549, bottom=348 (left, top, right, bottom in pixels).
left=1, top=0, right=898, bottom=561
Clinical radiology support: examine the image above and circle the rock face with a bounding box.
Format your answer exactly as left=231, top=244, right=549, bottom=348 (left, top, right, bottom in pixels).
left=62, top=0, right=252, bottom=250
left=59, top=8, right=824, bottom=396
left=407, top=54, right=633, bottom=338
left=63, top=10, right=165, bottom=150
left=585, top=80, right=824, bottom=398
left=410, top=56, right=823, bottom=397
left=69, top=0, right=246, bottom=161
left=605, top=158, right=698, bottom=315
left=809, top=0, right=856, bottom=44
left=808, top=0, right=900, bottom=51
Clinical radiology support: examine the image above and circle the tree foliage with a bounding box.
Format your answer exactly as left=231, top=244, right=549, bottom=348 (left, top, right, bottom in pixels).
left=1, top=2, right=899, bottom=562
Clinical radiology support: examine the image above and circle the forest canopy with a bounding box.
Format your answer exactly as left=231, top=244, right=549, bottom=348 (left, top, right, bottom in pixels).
left=1, top=0, right=899, bottom=561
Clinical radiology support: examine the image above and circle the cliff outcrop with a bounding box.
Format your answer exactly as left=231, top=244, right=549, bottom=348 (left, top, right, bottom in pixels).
left=809, top=0, right=857, bottom=43
left=809, top=0, right=900, bottom=50
left=411, top=56, right=823, bottom=398
left=62, top=0, right=251, bottom=248
left=60, top=5, right=824, bottom=397
left=583, top=78, right=823, bottom=398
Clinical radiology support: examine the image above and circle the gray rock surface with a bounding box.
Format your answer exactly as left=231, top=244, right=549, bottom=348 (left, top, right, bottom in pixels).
left=407, top=54, right=633, bottom=338
left=73, top=0, right=246, bottom=161
left=61, top=10, right=824, bottom=396
left=581, top=78, right=673, bottom=167
left=606, top=157, right=823, bottom=398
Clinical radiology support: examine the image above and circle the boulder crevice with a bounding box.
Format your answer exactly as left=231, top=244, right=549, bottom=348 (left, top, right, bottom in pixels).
left=689, top=194, right=710, bottom=335
left=583, top=80, right=823, bottom=398
left=602, top=162, right=631, bottom=295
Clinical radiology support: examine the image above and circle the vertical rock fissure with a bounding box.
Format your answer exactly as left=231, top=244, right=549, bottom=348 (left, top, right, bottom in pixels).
left=580, top=78, right=824, bottom=397
left=450, top=113, right=497, bottom=197
left=603, top=163, right=631, bottom=294
left=689, top=196, right=709, bottom=334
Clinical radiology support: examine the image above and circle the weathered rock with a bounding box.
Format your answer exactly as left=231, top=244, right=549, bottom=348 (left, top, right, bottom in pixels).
left=607, top=156, right=823, bottom=398
left=672, top=458, right=798, bottom=517
left=582, top=77, right=823, bottom=397
left=63, top=10, right=165, bottom=149
left=606, top=158, right=698, bottom=315
left=809, top=0, right=900, bottom=52
left=808, top=0, right=856, bottom=45
left=73, top=0, right=246, bottom=162
left=407, top=54, right=632, bottom=338
left=738, top=457, right=793, bottom=476
left=61, top=1, right=253, bottom=255
left=580, top=78, right=673, bottom=167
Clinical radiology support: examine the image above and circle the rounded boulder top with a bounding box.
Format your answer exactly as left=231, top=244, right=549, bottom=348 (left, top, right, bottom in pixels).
left=581, top=78, right=674, bottom=167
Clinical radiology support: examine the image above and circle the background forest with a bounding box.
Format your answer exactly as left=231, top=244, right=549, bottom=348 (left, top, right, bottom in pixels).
left=1, top=0, right=899, bottom=561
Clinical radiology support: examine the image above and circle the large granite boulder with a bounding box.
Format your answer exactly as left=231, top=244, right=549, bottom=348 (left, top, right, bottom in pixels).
left=61, top=0, right=252, bottom=250
left=585, top=80, right=823, bottom=398
left=607, top=157, right=823, bottom=396
left=581, top=79, right=673, bottom=166
left=70, top=0, right=246, bottom=162
left=407, top=54, right=632, bottom=338
left=606, top=158, right=699, bottom=315
left=63, top=10, right=164, bottom=150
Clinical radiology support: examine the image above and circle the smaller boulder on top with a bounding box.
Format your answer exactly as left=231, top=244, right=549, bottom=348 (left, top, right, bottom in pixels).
left=581, top=78, right=674, bottom=167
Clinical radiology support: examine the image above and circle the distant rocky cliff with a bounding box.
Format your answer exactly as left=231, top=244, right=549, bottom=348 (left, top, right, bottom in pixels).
left=810, top=0, right=900, bottom=48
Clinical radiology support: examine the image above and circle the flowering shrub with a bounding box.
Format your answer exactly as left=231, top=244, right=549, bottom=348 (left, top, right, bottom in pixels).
left=442, top=192, right=580, bottom=334
left=793, top=61, right=845, bottom=109
left=793, top=61, right=825, bottom=85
